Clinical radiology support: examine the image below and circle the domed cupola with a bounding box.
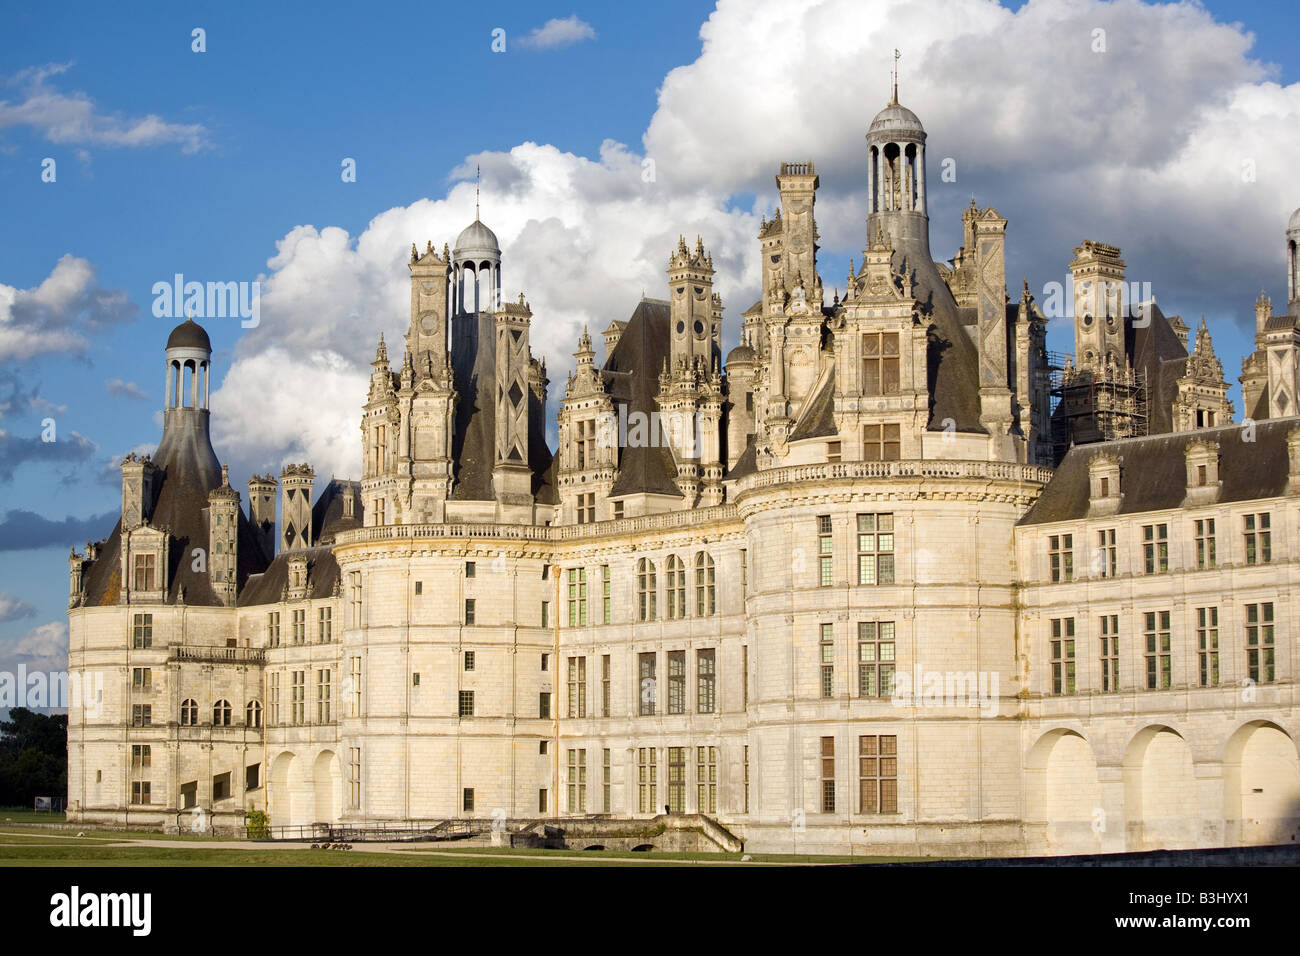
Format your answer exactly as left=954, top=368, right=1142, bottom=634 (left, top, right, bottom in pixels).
left=452, top=216, right=502, bottom=317
left=866, top=86, right=927, bottom=219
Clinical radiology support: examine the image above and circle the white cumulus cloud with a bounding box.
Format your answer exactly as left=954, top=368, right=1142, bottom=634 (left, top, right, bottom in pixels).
left=207, top=0, right=1300, bottom=483
left=517, top=15, right=597, bottom=50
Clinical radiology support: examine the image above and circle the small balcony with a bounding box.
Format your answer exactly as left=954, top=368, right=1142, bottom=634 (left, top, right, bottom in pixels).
left=169, top=644, right=266, bottom=665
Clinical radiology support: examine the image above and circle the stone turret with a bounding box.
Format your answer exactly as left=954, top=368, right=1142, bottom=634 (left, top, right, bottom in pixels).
left=208, top=465, right=240, bottom=607
left=280, top=463, right=315, bottom=550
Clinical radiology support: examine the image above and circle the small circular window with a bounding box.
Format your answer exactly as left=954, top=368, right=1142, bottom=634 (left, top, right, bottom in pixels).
left=693, top=320, right=705, bottom=337
left=676, top=321, right=686, bottom=334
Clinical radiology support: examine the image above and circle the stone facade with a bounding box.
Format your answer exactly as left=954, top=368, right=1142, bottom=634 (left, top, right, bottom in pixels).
left=65, top=97, right=1300, bottom=856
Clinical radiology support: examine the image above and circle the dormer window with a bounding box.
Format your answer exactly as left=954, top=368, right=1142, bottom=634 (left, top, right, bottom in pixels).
left=1183, top=440, right=1220, bottom=505
left=1088, top=455, right=1121, bottom=516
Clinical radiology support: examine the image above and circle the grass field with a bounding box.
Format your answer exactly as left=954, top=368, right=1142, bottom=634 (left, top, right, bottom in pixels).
left=0, top=808, right=917, bottom=866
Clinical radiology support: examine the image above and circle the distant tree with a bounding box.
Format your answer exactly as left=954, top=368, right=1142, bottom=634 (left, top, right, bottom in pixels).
left=0, top=709, right=67, bottom=807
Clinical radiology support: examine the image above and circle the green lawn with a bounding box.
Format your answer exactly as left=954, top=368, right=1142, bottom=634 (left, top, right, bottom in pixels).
left=0, top=811, right=926, bottom=866
left=0, top=808, right=67, bottom=825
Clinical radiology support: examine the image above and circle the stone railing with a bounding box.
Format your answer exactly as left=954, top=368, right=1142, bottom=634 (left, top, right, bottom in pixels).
left=170, top=644, right=266, bottom=665
left=334, top=505, right=740, bottom=546
left=330, top=461, right=1051, bottom=546
left=732, top=459, right=1055, bottom=494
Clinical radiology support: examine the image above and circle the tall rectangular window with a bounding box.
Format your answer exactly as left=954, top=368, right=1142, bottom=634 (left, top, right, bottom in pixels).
left=292, top=608, right=306, bottom=644
left=667, top=650, right=686, bottom=714
left=463, top=788, right=474, bottom=812
left=742, top=645, right=749, bottom=708
left=1100, top=615, right=1119, bottom=692
left=696, top=648, right=716, bottom=714
left=1049, top=534, right=1074, bottom=582
left=464, top=598, right=476, bottom=625
left=270, top=672, right=281, bottom=725
left=601, top=654, right=611, bottom=717
left=821, top=737, right=835, bottom=813
left=694, top=552, right=716, bottom=617
left=1244, top=513, right=1272, bottom=565
left=131, top=781, right=151, bottom=805
left=1050, top=618, right=1076, bottom=695
left=638, top=653, right=656, bottom=716
left=637, top=559, right=657, bottom=621
left=266, top=611, right=280, bottom=647
left=819, top=623, right=835, bottom=698
left=349, top=748, right=360, bottom=809
left=567, top=656, right=587, bottom=718
left=667, top=747, right=686, bottom=813
left=291, top=670, right=305, bottom=725
left=458, top=690, right=475, bottom=718
left=856, top=513, right=895, bottom=585
left=131, top=744, right=151, bottom=768
left=577, top=492, right=596, bottom=524
left=463, top=650, right=475, bottom=671
left=1195, top=518, right=1216, bottom=570
left=1096, top=528, right=1117, bottom=578
left=131, top=704, right=151, bottom=727
left=315, top=668, right=331, bottom=723
left=862, top=331, right=900, bottom=395
left=541, top=600, right=549, bottom=628
left=318, top=606, right=332, bottom=643
left=349, top=572, right=362, bottom=627
left=539, top=692, right=551, bottom=719
left=601, top=564, right=612, bottom=624
left=859, top=735, right=898, bottom=813
left=817, top=515, right=833, bottom=586
left=349, top=657, right=361, bottom=717
left=132, top=613, right=153, bottom=649
left=602, top=748, right=611, bottom=813
left=744, top=745, right=750, bottom=814
left=1143, top=610, right=1172, bottom=689
left=1197, top=606, right=1220, bottom=687
left=857, top=621, right=895, bottom=697
left=133, top=553, right=156, bottom=591
left=567, top=567, right=588, bottom=626
left=637, top=748, right=657, bottom=813
left=132, top=666, right=152, bottom=689
left=567, top=749, right=587, bottom=813
left=1142, top=524, right=1169, bottom=574
left=1246, top=602, right=1275, bottom=683
left=696, top=746, right=717, bottom=814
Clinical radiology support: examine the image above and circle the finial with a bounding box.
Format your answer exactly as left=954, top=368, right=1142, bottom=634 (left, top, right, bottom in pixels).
left=475, top=164, right=481, bottom=220
left=891, top=48, right=900, bottom=105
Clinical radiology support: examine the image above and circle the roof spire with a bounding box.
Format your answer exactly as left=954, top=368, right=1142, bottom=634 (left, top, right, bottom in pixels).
left=891, top=48, right=900, bottom=105
left=475, top=164, right=481, bottom=220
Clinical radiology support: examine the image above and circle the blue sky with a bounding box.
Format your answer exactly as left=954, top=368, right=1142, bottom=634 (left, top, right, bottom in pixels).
left=1, top=0, right=1298, bottom=684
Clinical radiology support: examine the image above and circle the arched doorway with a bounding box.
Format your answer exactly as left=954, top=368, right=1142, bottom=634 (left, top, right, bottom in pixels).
left=1025, top=729, right=1102, bottom=854
left=1224, top=721, right=1300, bottom=846
left=312, top=750, right=342, bottom=823
left=1122, top=725, right=1198, bottom=850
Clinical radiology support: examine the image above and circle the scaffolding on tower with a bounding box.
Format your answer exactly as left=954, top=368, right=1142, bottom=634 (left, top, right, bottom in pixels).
left=1047, top=351, right=1148, bottom=461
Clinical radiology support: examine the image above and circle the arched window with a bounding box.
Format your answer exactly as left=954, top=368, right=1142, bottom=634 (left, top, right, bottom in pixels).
left=213, top=699, right=231, bottom=726
left=636, top=558, right=657, bottom=622
left=665, top=555, right=686, bottom=619
left=695, top=552, right=716, bottom=617
left=246, top=700, right=262, bottom=728
left=180, top=699, right=198, bottom=726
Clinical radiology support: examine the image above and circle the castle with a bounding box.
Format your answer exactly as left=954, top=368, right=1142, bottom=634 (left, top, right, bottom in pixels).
left=65, top=94, right=1300, bottom=856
